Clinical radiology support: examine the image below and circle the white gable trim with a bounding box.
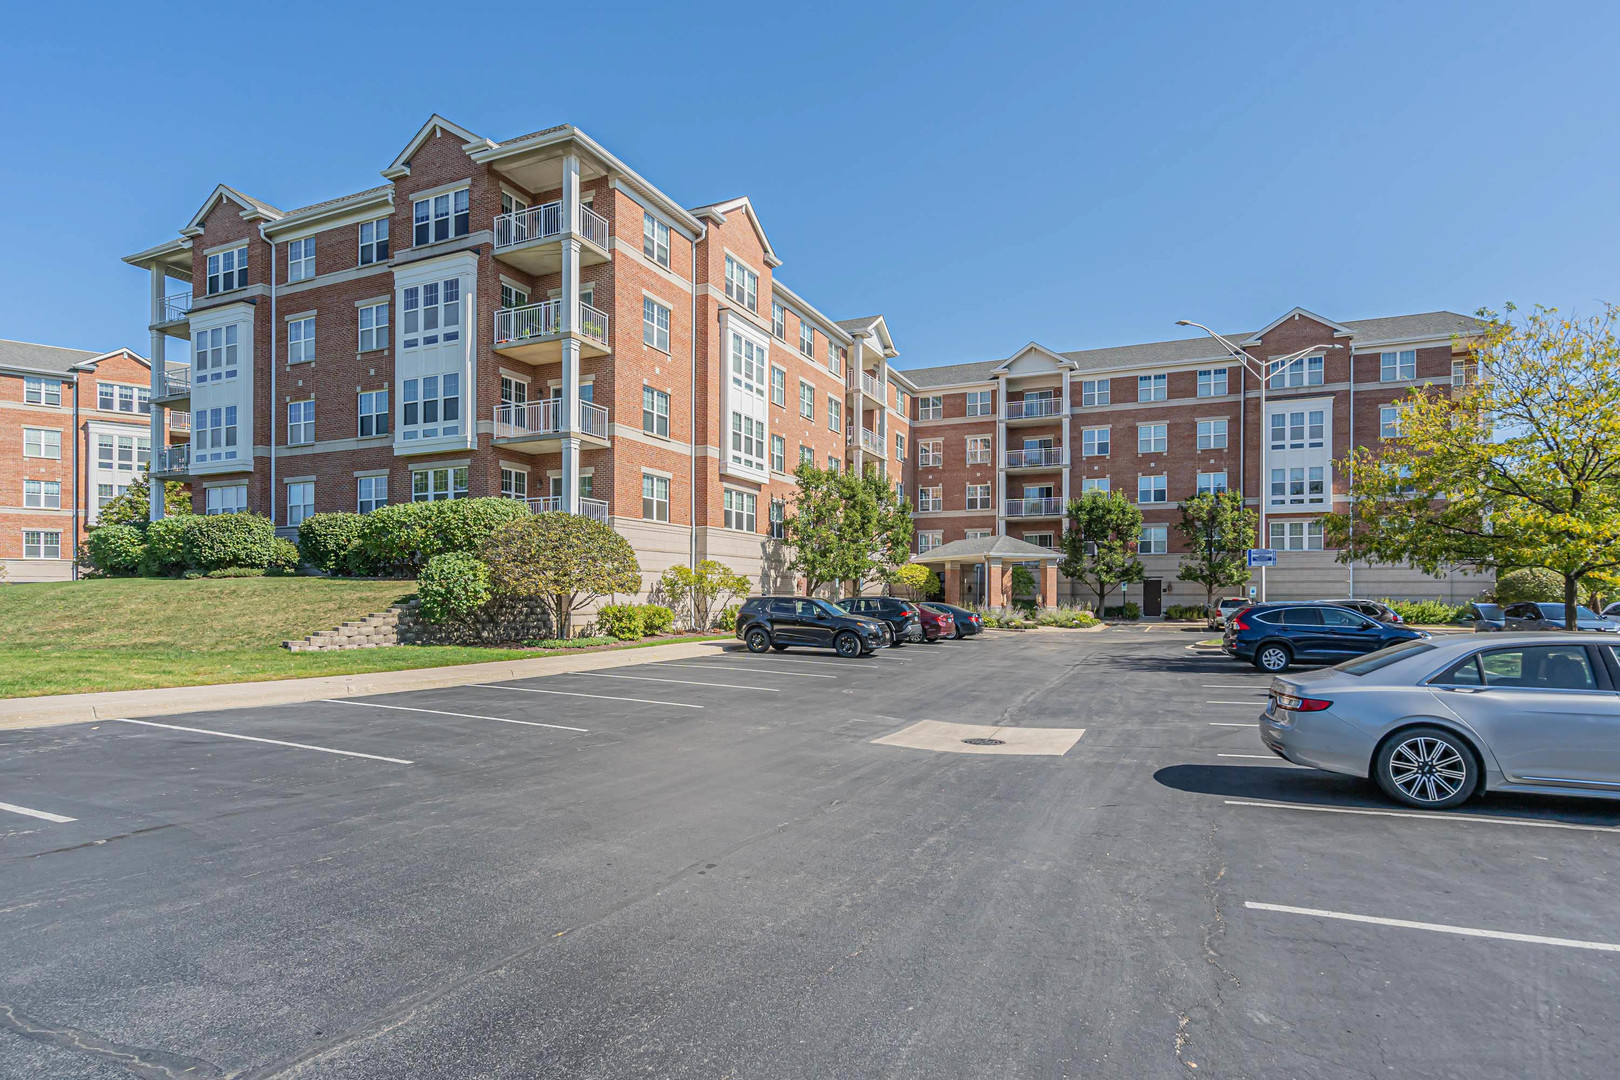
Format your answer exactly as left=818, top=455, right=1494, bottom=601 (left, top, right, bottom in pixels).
left=1241, top=307, right=1355, bottom=344
left=383, top=114, right=494, bottom=179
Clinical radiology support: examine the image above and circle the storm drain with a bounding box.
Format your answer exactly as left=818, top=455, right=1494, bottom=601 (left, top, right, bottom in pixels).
left=961, top=737, right=1006, bottom=746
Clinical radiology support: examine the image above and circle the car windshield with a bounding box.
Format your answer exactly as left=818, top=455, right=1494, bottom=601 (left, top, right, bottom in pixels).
left=812, top=599, right=846, bottom=617
left=1471, top=604, right=1503, bottom=619
left=1332, top=640, right=1437, bottom=676
left=1220, top=599, right=1245, bottom=609
left=1536, top=603, right=1601, bottom=620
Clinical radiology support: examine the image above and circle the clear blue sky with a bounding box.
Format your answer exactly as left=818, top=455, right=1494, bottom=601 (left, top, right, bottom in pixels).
left=4, top=0, right=1617, bottom=370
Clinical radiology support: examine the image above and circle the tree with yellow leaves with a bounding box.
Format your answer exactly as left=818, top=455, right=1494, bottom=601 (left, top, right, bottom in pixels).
left=1326, top=304, right=1620, bottom=630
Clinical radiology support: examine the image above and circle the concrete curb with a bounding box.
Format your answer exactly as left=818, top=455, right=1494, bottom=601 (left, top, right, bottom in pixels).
left=0, top=639, right=736, bottom=732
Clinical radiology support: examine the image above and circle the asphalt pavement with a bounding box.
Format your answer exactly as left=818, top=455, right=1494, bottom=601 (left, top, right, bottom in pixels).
left=3, top=627, right=1618, bottom=1078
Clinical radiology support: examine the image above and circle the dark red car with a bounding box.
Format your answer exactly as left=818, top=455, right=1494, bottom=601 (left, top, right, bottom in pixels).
left=916, top=604, right=956, bottom=641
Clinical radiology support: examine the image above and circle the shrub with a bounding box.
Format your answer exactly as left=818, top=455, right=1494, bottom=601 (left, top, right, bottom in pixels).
left=714, top=604, right=740, bottom=632
left=140, top=515, right=197, bottom=577
left=298, top=512, right=365, bottom=573
left=417, top=552, right=493, bottom=623
left=520, top=636, right=619, bottom=649
left=268, top=537, right=300, bottom=574
left=1035, top=607, right=1100, bottom=628
left=640, top=603, right=674, bottom=635
left=1383, top=599, right=1465, bottom=624
left=204, top=566, right=267, bottom=578
left=1162, top=603, right=1209, bottom=621
left=183, top=513, right=276, bottom=573
left=1489, top=568, right=1564, bottom=605
left=85, top=525, right=145, bottom=575
left=595, top=603, right=648, bottom=641
left=659, top=561, right=752, bottom=631
left=483, top=512, right=641, bottom=637
left=358, top=498, right=531, bottom=574
left=1102, top=602, right=1142, bottom=621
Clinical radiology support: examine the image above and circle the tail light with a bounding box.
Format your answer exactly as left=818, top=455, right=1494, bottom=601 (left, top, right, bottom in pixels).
left=1231, top=615, right=1251, bottom=631
left=1275, top=693, right=1332, bottom=712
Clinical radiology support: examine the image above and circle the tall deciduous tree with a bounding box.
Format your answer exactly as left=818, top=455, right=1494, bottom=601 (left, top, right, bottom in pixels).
left=482, top=512, right=642, bottom=637
left=784, top=462, right=912, bottom=596
left=1175, top=490, right=1257, bottom=623
left=1059, top=489, right=1145, bottom=613
left=1326, top=304, right=1620, bottom=629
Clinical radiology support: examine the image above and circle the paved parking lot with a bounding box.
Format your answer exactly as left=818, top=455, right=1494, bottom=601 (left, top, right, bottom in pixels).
left=3, top=628, right=1619, bottom=1078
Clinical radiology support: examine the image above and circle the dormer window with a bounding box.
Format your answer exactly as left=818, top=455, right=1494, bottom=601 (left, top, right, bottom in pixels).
left=206, top=245, right=249, bottom=295
left=413, top=189, right=470, bottom=246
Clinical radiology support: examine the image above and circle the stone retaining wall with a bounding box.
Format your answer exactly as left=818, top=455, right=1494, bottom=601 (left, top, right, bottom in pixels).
left=284, top=597, right=556, bottom=652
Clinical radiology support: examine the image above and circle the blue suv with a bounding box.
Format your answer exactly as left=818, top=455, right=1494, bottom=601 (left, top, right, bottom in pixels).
left=1223, top=602, right=1427, bottom=672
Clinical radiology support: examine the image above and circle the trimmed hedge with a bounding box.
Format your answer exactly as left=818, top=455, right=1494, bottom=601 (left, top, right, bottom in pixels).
left=519, top=636, right=619, bottom=649
left=1162, top=603, right=1209, bottom=621
left=1382, top=599, right=1466, bottom=624
left=1102, top=602, right=1142, bottom=621
left=595, top=603, right=677, bottom=641
left=357, top=498, right=531, bottom=574
left=297, top=512, right=365, bottom=573
left=85, top=525, right=146, bottom=575
left=417, top=552, right=493, bottom=623
left=1489, top=568, right=1564, bottom=605
left=182, top=512, right=277, bottom=573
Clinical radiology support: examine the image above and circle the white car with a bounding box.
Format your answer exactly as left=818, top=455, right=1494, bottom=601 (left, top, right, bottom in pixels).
left=1214, top=597, right=1250, bottom=628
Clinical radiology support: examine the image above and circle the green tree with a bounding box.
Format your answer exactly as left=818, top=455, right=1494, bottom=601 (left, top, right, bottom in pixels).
left=95, top=475, right=191, bottom=529
left=1175, top=490, right=1257, bottom=624
left=888, top=563, right=940, bottom=598
left=1327, top=304, right=1620, bottom=630
left=784, top=462, right=912, bottom=595
left=482, top=512, right=642, bottom=637
left=1059, top=489, right=1145, bottom=613
left=660, top=560, right=752, bottom=632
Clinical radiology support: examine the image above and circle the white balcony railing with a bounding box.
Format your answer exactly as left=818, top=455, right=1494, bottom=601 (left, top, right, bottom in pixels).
left=493, top=399, right=610, bottom=441
left=493, top=201, right=611, bottom=251
left=153, top=443, right=190, bottom=474
left=1005, top=447, right=1067, bottom=468
left=166, top=411, right=191, bottom=433
left=494, top=299, right=610, bottom=350
left=158, top=363, right=191, bottom=397
left=859, top=427, right=883, bottom=453
left=1006, top=397, right=1063, bottom=419
left=160, top=293, right=192, bottom=323
left=860, top=372, right=883, bottom=398
left=1005, top=496, right=1065, bottom=517
left=526, top=495, right=609, bottom=523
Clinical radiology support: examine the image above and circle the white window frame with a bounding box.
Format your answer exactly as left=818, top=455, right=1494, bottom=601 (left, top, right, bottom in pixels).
left=1138, top=524, right=1168, bottom=555
left=22, top=530, right=62, bottom=559
left=499, top=466, right=528, bottom=500
left=769, top=366, right=786, bottom=407
left=411, top=466, right=468, bottom=502
left=288, top=315, right=316, bottom=364
left=1196, top=418, right=1228, bottom=450
left=917, top=530, right=944, bottom=554
left=287, top=399, right=315, bottom=445
left=919, top=395, right=943, bottom=420
left=1196, top=368, right=1228, bottom=397
left=358, top=302, right=389, bottom=352
left=287, top=236, right=316, bottom=282
left=828, top=395, right=841, bottom=432
left=357, top=474, right=388, bottom=513
left=358, top=217, right=389, bottom=265
left=723, top=488, right=756, bottom=532
left=642, top=212, right=670, bottom=268
left=918, top=486, right=943, bottom=512
left=413, top=188, right=470, bottom=247
left=206, top=244, right=248, bottom=295
left=723, top=254, right=758, bottom=312
left=1081, top=477, right=1110, bottom=493
left=1380, top=349, right=1417, bottom=382
left=1081, top=426, right=1110, bottom=457
left=1270, top=520, right=1324, bottom=551
left=286, top=480, right=315, bottom=526
left=799, top=321, right=815, bottom=358
left=1196, top=471, right=1228, bottom=496
left=643, top=386, right=670, bottom=437
left=965, top=483, right=991, bottom=511
left=1380, top=405, right=1403, bottom=439
left=23, top=427, right=61, bottom=459
left=965, top=435, right=992, bottom=464
left=1137, top=474, right=1167, bottom=504
left=1137, top=373, right=1167, bottom=402
left=358, top=389, right=389, bottom=437
left=23, top=377, right=62, bottom=406
left=770, top=434, right=786, bottom=473
left=1081, top=379, right=1110, bottom=406
left=799, top=380, right=815, bottom=420
left=643, top=296, right=671, bottom=353
left=1270, top=354, right=1325, bottom=389
left=965, top=390, right=993, bottom=416
left=23, top=479, right=61, bottom=509
left=1137, top=423, right=1167, bottom=454
left=205, top=484, right=248, bottom=515
left=918, top=439, right=943, bottom=467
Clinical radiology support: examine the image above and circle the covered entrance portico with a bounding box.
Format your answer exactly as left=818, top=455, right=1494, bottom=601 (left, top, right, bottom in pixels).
left=911, top=535, right=1063, bottom=609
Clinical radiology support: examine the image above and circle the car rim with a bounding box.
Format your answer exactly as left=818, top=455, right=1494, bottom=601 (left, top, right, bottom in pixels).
left=1260, top=647, right=1287, bottom=670
left=1388, top=737, right=1467, bottom=803
left=748, top=631, right=768, bottom=651
left=838, top=635, right=858, bottom=657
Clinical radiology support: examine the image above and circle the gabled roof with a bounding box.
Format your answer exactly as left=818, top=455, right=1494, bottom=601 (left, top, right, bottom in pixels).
left=182, top=184, right=283, bottom=234
left=911, top=535, right=1062, bottom=562
left=689, top=195, right=780, bottom=268
left=0, top=340, right=145, bottom=376
left=990, top=342, right=1073, bottom=374
left=1241, top=306, right=1356, bottom=344
left=837, top=315, right=899, bottom=358
left=383, top=114, right=495, bottom=179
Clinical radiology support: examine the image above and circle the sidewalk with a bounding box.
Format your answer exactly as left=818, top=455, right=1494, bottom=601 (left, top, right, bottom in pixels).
left=0, top=639, right=735, bottom=732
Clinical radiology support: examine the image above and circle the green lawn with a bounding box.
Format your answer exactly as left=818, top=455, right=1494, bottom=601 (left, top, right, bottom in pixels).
left=0, top=577, right=709, bottom=698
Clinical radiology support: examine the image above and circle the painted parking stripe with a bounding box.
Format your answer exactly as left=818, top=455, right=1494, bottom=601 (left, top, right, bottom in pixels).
left=568, top=672, right=779, bottom=692
left=1218, top=753, right=1289, bottom=761
left=1208, top=722, right=1255, bottom=727
left=471, top=684, right=703, bottom=709
left=1224, top=799, right=1620, bottom=834
left=1207, top=700, right=1265, bottom=705
left=1202, top=685, right=1267, bottom=690
left=0, top=801, right=76, bottom=824
left=1246, top=901, right=1620, bottom=953
left=651, top=663, right=837, bottom=679
left=320, top=699, right=588, bottom=732
left=725, top=655, right=895, bottom=668
left=113, top=718, right=413, bottom=764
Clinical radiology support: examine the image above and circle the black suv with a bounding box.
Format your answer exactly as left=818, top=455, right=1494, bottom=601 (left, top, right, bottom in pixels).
left=835, top=596, right=924, bottom=644
left=735, top=596, right=888, bottom=658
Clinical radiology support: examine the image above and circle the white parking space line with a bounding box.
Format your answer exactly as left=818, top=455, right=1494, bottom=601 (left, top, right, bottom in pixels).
left=1202, top=684, right=1266, bottom=688
left=471, top=684, right=703, bottom=709
left=1246, top=902, right=1620, bottom=953
left=1208, top=722, right=1255, bottom=727
left=652, top=663, right=837, bottom=679
left=113, top=718, right=414, bottom=764
left=0, top=801, right=76, bottom=824
left=1224, top=799, right=1620, bottom=834
left=1218, top=753, right=1286, bottom=760
left=714, top=655, right=865, bottom=668
left=1207, top=700, right=1265, bottom=705
left=570, top=672, right=779, bottom=692
left=320, top=699, right=588, bottom=732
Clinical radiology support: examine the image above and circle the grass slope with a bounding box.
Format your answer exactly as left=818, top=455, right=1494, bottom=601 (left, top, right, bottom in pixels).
left=0, top=577, right=535, bottom=698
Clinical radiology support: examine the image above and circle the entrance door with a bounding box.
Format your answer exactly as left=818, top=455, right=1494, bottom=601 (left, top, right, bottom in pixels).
left=1142, top=579, right=1163, bottom=617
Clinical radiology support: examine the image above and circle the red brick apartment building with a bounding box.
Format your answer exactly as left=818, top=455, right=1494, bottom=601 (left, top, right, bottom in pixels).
left=899, top=308, right=1484, bottom=613
left=0, top=339, right=182, bottom=581
left=123, top=115, right=915, bottom=595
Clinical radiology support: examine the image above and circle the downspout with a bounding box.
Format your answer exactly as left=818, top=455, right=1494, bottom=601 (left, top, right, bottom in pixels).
left=1347, top=350, right=1355, bottom=597
left=71, top=372, right=80, bottom=580
left=689, top=222, right=707, bottom=569
left=260, top=224, right=277, bottom=519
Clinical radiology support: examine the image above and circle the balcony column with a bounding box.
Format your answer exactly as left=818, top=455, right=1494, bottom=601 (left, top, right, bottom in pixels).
left=147, top=266, right=167, bottom=523
left=995, top=375, right=1007, bottom=536
left=560, top=150, right=583, bottom=514
left=1060, top=368, right=1072, bottom=508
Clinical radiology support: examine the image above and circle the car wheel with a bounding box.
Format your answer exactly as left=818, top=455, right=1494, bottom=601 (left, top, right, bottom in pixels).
left=834, top=631, right=862, bottom=659
left=745, top=628, right=771, bottom=653
left=1253, top=643, right=1292, bottom=673
left=770, top=644, right=789, bottom=652
left=1374, top=726, right=1478, bottom=809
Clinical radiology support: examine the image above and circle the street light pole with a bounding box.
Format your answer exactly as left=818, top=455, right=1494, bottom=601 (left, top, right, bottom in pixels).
left=1176, top=320, right=1341, bottom=602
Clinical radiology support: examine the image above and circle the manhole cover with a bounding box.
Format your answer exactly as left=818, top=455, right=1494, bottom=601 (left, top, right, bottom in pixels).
left=961, top=737, right=1006, bottom=746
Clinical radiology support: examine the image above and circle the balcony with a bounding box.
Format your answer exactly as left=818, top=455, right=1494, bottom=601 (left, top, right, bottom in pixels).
left=154, top=293, right=192, bottom=338
left=855, top=427, right=885, bottom=456
left=166, top=411, right=190, bottom=440
left=491, top=399, right=610, bottom=452
left=151, top=443, right=190, bottom=476
left=1005, top=447, right=1067, bottom=470
left=491, top=201, right=612, bottom=275
left=1006, top=396, right=1064, bottom=422
left=1005, top=496, right=1065, bottom=518
left=153, top=363, right=191, bottom=404
left=493, top=299, right=611, bottom=363
left=525, top=495, right=609, bottom=524
left=859, top=371, right=885, bottom=401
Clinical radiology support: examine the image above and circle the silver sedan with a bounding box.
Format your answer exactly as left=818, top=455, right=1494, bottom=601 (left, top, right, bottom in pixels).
left=1258, top=633, right=1620, bottom=809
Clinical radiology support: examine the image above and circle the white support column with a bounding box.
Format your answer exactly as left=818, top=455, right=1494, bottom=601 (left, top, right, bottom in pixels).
left=1059, top=368, right=1072, bottom=506
left=560, top=152, right=582, bottom=514
left=147, top=266, right=167, bottom=522
left=995, top=375, right=1007, bottom=536
left=848, top=337, right=864, bottom=475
